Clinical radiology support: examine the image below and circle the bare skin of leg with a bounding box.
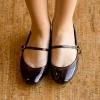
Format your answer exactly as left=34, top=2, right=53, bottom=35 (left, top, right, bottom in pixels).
left=24, top=0, right=50, bottom=68
left=52, top=0, right=77, bottom=67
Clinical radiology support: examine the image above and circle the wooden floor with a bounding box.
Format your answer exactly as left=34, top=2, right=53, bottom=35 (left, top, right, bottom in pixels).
left=0, top=0, right=100, bottom=100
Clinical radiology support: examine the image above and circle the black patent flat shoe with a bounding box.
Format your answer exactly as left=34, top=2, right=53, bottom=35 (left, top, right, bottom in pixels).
left=20, top=31, right=49, bottom=84
left=50, top=27, right=81, bottom=84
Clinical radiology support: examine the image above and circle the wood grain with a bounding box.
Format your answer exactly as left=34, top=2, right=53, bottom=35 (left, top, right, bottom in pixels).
left=0, top=0, right=100, bottom=100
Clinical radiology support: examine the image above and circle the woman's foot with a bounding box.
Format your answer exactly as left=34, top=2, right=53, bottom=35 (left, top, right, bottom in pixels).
left=23, top=24, right=50, bottom=68
left=51, top=22, right=77, bottom=67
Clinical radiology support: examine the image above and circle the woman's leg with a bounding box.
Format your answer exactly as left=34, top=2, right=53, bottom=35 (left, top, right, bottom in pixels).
left=52, top=0, right=77, bottom=66
left=24, top=0, right=50, bottom=68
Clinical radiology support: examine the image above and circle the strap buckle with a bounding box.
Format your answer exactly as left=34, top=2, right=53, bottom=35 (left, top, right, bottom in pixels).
left=77, top=45, right=81, bottom=54
left=21, top=45, right=26, bottom=51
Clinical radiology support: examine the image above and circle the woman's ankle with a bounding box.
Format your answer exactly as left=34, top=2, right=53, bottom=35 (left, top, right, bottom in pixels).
left=51, top=19, right=75, bottom=46
left=53, top=20, right=73, bottom=33
left=31, top=22, right=50, bottom=38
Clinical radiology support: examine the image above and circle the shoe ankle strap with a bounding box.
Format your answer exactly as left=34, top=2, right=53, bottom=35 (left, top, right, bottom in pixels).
left=51, top=45, right=81, bottom=54
left=21, top=45, right=49, bottom=51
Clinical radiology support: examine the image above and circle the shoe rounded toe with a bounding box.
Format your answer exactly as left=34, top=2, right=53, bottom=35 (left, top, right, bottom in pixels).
left=20, top=55, right=46, bottom=84
left=51, top=58, right=78, bottom=84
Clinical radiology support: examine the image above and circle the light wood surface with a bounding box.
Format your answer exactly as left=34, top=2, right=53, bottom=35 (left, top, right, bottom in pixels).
left=0, top=0, right=100, bottom=100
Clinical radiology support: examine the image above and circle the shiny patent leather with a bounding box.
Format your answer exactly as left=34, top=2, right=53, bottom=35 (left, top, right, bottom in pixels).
left=20, top=31, right=49, bottom=84
left=50, top=27, right=81, bottom=84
